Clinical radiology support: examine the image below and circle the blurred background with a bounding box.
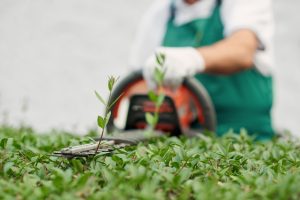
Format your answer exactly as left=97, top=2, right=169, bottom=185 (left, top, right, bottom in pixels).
left=0, top=0, right=299, bottom=136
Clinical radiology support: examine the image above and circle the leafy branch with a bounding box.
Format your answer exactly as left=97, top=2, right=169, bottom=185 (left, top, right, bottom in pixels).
left=94, top=76, right=120, bottom=154
left=145, top=53, right=166, bottom=130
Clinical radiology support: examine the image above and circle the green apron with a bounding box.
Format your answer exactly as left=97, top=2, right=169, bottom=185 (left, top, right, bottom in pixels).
left=162, top=1, right=274, bottom=140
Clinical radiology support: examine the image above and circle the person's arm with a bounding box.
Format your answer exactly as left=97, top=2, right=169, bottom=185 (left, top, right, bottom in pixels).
left=143, top=29, right=259, bottom=89
left=143, top=0, right=273, bottom=89
left=198, top=29, right=259, bottom=75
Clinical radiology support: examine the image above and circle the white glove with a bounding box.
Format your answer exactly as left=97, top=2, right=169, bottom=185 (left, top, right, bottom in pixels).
left=143, top=47, right=205, bottom=90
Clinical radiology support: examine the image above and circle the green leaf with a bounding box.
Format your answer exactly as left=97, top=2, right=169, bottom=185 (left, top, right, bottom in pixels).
left=148, top=91, right=158, bottom=102
left=108, top=93, right=124, bottom=110
left=97, top=116, right=105, bottom=129
left=108, top=76, right=119, bottom=91
left=108, top=76, right=115, bottom=91
left=157, top=94, right=165, bottom=107
left=0, top=138, right=8, bottom=149
left=71, top=159, right=83, bottom=173
left=145, top=113, right=155, bottom=127
left=154, top=67, right=163, bottom=85
left=3, top=162, right=14, bottom=174
left=74, top=173, right=92, bottom=188
left=159, top=69, right=166, bottom=81
left=95, top=91, right=106, bottom=106
left=155, top=52, right=165, bottom=66
left=0, top=138, right=13, bottom=150
left=105, top=112, right=111, bottom=126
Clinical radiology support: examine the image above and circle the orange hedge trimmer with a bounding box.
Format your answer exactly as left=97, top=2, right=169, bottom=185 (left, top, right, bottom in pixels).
left=53, top=70, right=216, bottom=158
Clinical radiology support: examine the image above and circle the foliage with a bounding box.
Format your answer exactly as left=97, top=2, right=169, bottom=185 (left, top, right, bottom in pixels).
left=95, top=76, right=121, bottom=153
left=145, top=53, right=166, bottom=129
left=0, top=126, right=300, bottom=200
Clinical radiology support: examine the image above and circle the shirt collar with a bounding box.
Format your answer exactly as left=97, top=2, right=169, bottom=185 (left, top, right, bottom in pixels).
left=173, top=0, right=216, bottom=25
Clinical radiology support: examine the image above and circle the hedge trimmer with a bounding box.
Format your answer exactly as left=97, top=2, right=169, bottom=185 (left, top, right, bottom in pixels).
left=53, top=70, right=216, bottom=158
left=54, top=55, right=216, bottom=157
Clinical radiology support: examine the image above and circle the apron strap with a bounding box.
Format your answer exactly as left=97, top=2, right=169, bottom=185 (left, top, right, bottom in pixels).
left=170, top=0, right=176, bottom=20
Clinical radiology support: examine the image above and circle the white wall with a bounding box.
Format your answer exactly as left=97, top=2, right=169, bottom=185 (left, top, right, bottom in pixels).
left=273, top=0, right=300, bottom=136
left=0, top=0, right=299, bottom=135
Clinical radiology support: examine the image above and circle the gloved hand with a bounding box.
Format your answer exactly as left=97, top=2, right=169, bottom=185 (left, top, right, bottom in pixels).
left=143, top=47, right=205, bottom=90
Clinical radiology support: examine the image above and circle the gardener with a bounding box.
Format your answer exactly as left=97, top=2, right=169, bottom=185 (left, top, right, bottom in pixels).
left=129, top=0, right=275, bottom=140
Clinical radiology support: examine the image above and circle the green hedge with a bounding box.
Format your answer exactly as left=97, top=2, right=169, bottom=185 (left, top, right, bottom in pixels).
left=0, top=126, right=300, bottom=200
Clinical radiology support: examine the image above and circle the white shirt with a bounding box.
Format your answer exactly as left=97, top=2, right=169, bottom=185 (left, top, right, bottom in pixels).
left=129, top=0, right=274, bottom=76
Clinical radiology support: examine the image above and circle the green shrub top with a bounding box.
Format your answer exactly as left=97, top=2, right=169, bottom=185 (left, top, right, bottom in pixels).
left=0, top=126, right=300, bottom=200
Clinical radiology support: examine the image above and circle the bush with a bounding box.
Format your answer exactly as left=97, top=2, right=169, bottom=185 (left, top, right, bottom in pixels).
left=0, top=126, right=300, bottom=200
